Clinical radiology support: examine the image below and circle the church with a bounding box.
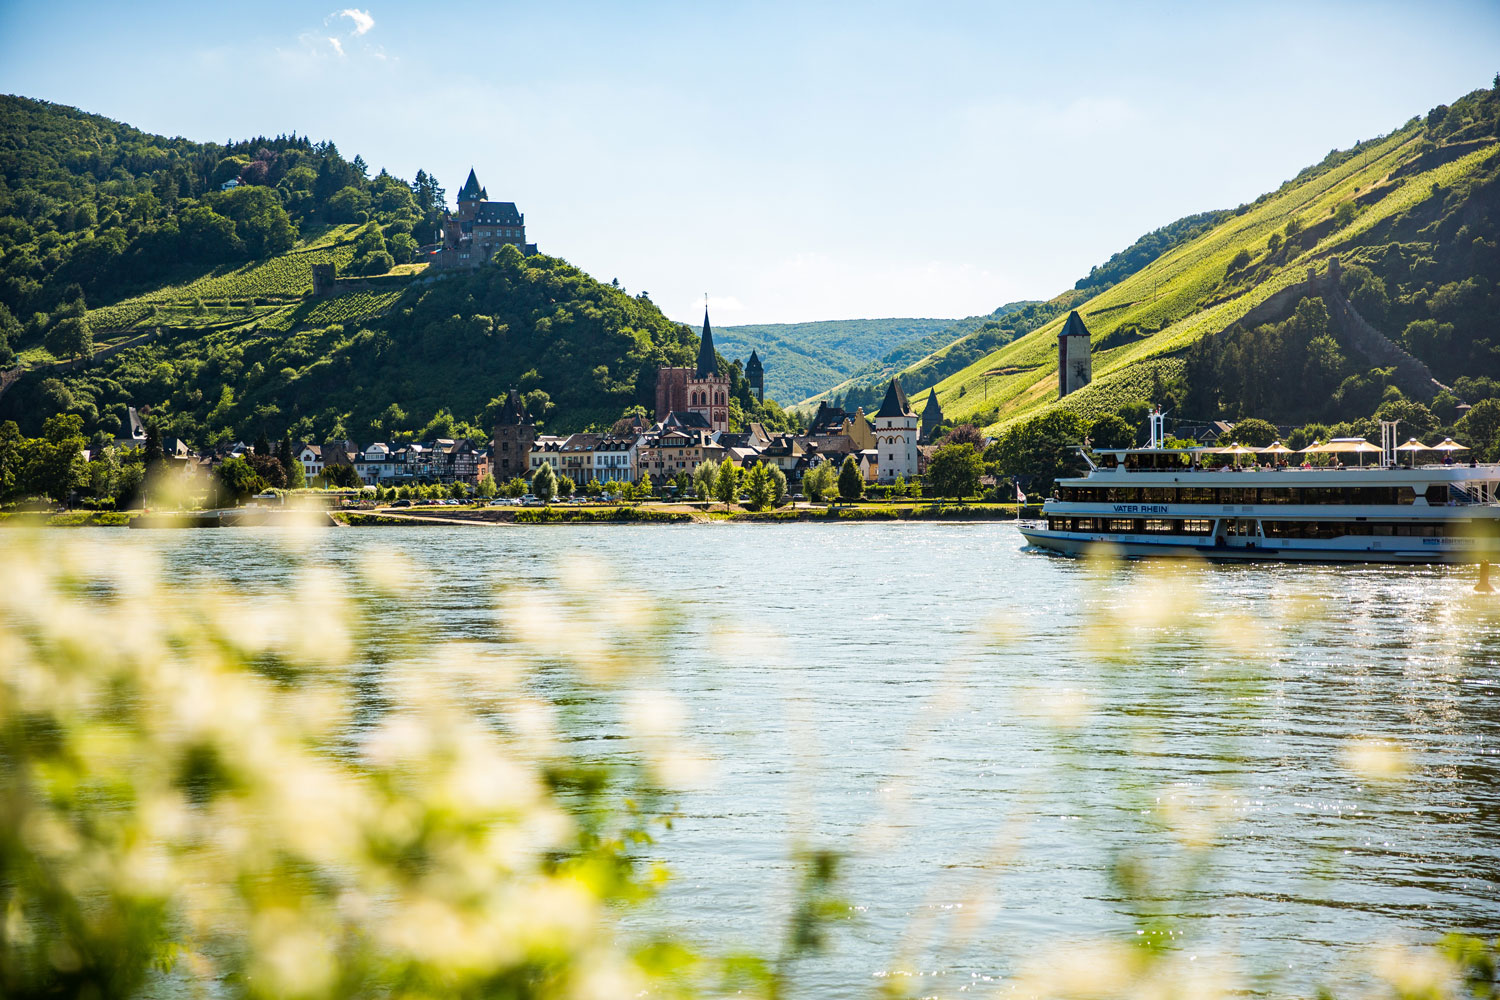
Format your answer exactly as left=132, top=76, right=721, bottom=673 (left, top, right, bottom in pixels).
left=655, top=310, right=734, bottom=434
left=431, top=168, right=538, bottom=269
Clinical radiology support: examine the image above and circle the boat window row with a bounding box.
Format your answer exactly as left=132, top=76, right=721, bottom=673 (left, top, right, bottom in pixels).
left=1054, top=485, right=1427, bottom=505
left=1047, top=517, right=1486, bottom=538
left=1047, top=518, right=1213, bottom=535
left=1259, top=521, right=1452, bottom=538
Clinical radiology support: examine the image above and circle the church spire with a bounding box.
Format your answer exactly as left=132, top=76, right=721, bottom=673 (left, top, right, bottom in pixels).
left=695, top=306, right=717, bottom=378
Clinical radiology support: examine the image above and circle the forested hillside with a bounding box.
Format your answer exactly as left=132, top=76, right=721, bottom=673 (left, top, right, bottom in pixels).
left=0, top=96, right=792, bottom=444
left=910, top=79, right=1500, bottom=439
left=714, top=317, right=966, bottom=403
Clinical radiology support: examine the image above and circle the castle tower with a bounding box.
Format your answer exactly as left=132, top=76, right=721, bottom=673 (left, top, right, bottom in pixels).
left=456, top=168, right=484, bottom=223
left=1058, top=310, right=1092, bottom=398
left=745, top=350, right=764, bottom=403
left=491, top=388, right=536, bottom=479
left=920, top=390, right=944, bottom=443
left=873, top=377, right=917, bottom=483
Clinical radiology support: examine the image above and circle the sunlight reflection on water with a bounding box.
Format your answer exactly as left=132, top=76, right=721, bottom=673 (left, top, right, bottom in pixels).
left=88, top=523, right=1500, bottom=997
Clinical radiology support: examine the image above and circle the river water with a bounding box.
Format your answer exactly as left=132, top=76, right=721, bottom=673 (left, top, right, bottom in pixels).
left=83, top=523, right=1500, bottom=996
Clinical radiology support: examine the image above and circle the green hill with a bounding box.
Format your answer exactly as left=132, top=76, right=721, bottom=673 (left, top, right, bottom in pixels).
left=809, top=208, right=1238, bottom=414
left=714, top=316, right=968, bottom=404
left=905, top=82, right=1500, bottom=436
left=0, top=97, right=789, bottom=444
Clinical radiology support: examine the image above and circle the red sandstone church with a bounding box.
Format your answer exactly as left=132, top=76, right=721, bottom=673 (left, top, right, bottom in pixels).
left=655, top=310, right=731, bottom=433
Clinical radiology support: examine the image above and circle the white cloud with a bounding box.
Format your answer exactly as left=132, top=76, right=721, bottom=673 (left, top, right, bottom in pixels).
left=327, top=36, right=344, bottom=56
left=338, top=9, right=375, bottom=35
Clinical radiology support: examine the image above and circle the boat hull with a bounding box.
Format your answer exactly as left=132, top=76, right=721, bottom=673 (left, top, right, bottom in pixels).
left=1017, top=525, right=1499, bottom=564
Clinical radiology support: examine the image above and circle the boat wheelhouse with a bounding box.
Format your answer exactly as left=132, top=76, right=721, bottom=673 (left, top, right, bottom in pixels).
left=1019, top=418, right=1500, bottom=563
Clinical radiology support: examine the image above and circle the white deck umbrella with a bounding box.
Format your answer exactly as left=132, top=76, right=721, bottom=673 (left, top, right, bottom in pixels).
left=1302, top=437, right=1382, bottom=466
left=1432, top=437, right=1470, bottom=453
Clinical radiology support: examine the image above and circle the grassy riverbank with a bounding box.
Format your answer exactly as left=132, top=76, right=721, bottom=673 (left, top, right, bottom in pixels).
left=0, top=510, right=136, bottom=526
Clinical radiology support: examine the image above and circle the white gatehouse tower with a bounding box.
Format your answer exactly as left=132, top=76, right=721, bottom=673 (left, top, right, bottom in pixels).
left=873, top=377, right=917, bottom=483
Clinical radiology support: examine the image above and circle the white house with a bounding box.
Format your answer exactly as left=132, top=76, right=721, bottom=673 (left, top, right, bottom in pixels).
left=297, top=443, right=323, bottom=480
left=528, top=436, right=565, bottom=476
left=355, top=442, right=402, bottom=484
left=593, top=434, right=639, bottom=482
left=872, top=378, right=918, bottom=483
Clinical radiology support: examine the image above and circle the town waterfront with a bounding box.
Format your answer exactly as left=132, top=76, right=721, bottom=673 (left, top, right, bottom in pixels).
left=69, top=521, right=1500, bottom=997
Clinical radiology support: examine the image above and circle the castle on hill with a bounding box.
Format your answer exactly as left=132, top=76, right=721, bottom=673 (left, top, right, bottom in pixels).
left=431, top=168, right=537, bottom=269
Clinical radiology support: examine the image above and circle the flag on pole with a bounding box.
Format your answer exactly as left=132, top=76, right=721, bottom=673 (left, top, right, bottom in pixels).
left=1015, top=483, right=1026, bottom=505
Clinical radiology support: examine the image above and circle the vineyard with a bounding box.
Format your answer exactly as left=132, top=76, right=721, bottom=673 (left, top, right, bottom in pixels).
left=87, top=226, right=364, bottom=331
left=913, top=115, right=1499, bottom=435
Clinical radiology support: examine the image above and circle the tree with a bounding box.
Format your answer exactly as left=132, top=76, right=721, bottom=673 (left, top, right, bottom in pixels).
left=744, top=464, right=772, bottom=511
left=214, top=456, right=265, bottom=506
left=713, top=461, right=740, bottom=507
left=802, top=463, right=836, bottom=503
left=926, top=443, right=983, bottom=499
left=44, top=315, right=92, bottom=360
left=988, top=411, right=1088, bottom=495
left=324, top=463, right=362, bottom=488
left=942, top=423, right=985, bottom=449
left=1374, top=398, right=1438, bottom=441
left=673, top=471, right=692, bottom=498
left=638, top=472, right=654, bottom=499
left=477, top=474, right=498, bottom=498
left=532, top=463, right=556, bottom=503
left=693, top=460, right=719, bottom=500
left=1087, top=413, right=1135, bottom=450
left=768, top=465, right=788, bottom=508
left=1229, top=417, right=1278, bottom=447
left=557, top=474, right=575, bottom=497
left=1459, top=399, right=1500, bottom=462
left=583, top=478, right=603, bottom=498
left=837, top=455, right=863, bottom=501
left=23, top=414, right=87, bottom=504
left=327, top=186, right=371, bottom=223
left=278, top=434, right=306, bottom=488
left=247, top=452, right=288, bottom=489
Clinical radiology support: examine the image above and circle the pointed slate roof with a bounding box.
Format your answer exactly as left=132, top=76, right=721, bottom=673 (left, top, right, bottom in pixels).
left=696, top=309, right=718, bottom=378
left=922, top=391, right=943, bottom=418
left=875, top=378, right=913, bottom=419
left=458, top=168, right=484, bottom=202
left=1059, top=310, right=1090, bottom=340
left=495, top=388, right=531, bottom=425
left=745, top=349, right=763, bottom=376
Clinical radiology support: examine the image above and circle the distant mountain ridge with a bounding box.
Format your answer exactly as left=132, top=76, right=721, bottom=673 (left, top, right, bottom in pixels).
left=713, top=316, right=968, bottom=404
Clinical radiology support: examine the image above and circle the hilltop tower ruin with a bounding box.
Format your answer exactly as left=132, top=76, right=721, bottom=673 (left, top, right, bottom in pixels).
left=1058, top=311, right=1092, bottom=398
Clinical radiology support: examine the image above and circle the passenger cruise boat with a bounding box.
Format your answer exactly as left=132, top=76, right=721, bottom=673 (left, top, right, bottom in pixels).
left=1019, top=415, right=1500, bottom=563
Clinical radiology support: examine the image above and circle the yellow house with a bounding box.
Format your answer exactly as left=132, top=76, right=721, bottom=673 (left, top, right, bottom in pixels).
left=840, top=407, right=876, bottom=451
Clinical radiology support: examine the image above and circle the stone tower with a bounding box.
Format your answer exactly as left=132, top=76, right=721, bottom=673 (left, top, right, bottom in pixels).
left=491, top=388, right=535, bottom=479
left=745, top=350, right=764, bottom=403
left=1058, top=310, right=1092, bottom=398
left=920, top=390, right=944, bottom=443
left=873, top=378, right=917, bottom=483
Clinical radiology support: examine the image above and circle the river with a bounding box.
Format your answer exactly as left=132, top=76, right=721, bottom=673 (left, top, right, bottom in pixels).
left=81, top=523, right=1500, bottom=996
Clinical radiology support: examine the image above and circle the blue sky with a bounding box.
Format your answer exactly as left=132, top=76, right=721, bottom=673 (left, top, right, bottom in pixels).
left=2, top=1, right=1497, bottom=324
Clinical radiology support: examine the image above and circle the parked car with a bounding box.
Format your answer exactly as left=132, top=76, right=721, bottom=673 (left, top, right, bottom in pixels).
left=790, top=493, right=805, bottom=502
left=391, top=499, right=411, bottom=507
